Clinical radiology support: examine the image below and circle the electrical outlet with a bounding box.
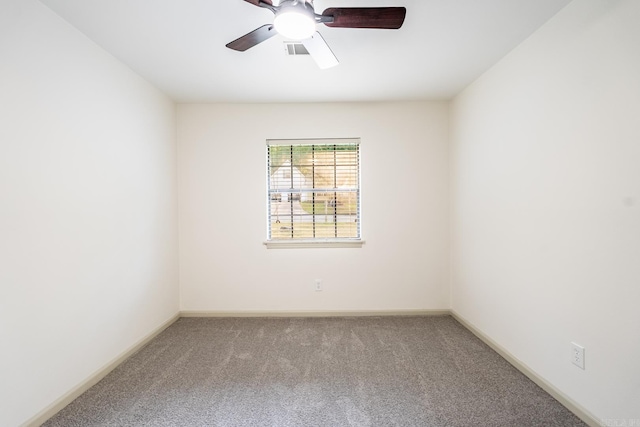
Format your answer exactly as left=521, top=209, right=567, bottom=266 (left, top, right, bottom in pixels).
left=571, top=342, right=585, bottom=369
left=315, top=279, right=322, bottom=292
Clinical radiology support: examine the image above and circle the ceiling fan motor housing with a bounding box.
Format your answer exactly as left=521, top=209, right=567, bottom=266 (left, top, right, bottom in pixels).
left=276, top=0, right=315, bottom=18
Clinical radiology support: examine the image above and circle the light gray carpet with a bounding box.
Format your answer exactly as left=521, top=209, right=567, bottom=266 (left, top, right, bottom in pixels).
left=43, top=316, right=586, bottom=426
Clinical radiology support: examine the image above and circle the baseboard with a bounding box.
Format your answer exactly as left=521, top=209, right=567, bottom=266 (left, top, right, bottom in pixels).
left=450, top=310, right=601, bottom=427
left=23, top=309, right=599, bottom=427
left=22, top=312, right=180, bottom=427
left=180, top=309, right=451, bottom=318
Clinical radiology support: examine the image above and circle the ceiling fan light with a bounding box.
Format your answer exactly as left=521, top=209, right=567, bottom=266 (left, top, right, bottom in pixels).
left=274, top=9, right=316, bottom=40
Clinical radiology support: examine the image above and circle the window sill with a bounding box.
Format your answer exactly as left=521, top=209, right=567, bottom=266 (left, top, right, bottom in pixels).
left=264, top=240, right=365, bottom=249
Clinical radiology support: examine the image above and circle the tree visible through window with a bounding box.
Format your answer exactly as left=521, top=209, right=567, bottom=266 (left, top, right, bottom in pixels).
left=267, top=139, right=360, bottom=241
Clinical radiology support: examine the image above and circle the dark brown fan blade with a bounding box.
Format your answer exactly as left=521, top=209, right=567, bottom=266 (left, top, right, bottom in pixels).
left=226, top=24, right=277, bottom=52
left=321, top=7, right=406, bottom=29
left=243, top=0, right=273, bottom=6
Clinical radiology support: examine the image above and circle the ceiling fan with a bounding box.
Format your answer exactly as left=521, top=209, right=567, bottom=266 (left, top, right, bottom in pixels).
left=226, top=0, right=406, bottom=69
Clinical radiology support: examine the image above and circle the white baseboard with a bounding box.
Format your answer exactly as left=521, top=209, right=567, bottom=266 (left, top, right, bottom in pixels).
left=179, top=309, right=451, bottom=318
left=450, top=310, right=601, bottom=427
left=24, top=309, right=600, bottom=427
left=22, top=313, right=180, bottom=427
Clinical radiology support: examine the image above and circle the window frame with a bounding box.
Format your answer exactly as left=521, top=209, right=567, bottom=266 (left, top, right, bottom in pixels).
left=264, top=138, right=364, bottom=249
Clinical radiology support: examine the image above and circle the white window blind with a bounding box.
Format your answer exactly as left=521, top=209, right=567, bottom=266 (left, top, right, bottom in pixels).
left=267, top=139, right=361, bottom=242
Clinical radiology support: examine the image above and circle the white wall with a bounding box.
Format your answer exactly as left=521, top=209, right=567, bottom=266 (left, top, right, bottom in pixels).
left=450, top=0, right=640, bottom=423
left=178, top=102, right=449, bottom=313
left=0, top=1, right=179, bottom=425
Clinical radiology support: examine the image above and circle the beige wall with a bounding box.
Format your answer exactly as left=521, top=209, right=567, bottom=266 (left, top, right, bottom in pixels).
left=450, top=0, right=640, bottom=422
left=0, top=1, right=179, bottom=426
left=177, top=102, right=450, bottom=313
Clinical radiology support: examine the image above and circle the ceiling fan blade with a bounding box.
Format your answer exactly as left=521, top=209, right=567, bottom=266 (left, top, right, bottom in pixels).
left=243, top=0, right=273, bottom=6
left=226, top=24, right=277, bottom=52
left=301, top=32, right=339, bottom=69
left=321, top=7, right=407, bottom=29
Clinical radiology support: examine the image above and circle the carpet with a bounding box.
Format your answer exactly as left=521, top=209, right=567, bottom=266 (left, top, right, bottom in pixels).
left=43, top=316, right=586, bottom=426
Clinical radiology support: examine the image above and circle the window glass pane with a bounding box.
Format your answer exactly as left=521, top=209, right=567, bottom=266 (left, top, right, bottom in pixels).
left=267, top=140, right=360, bottom=241
left=313, top=165, right=335, bottom=188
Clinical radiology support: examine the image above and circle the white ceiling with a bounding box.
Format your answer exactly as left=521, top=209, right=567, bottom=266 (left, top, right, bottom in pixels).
left=39, top=0, right=571, bottom=103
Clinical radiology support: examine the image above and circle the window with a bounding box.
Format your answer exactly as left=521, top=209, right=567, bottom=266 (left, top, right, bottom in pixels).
left=266, top=139, right=362, bottom=248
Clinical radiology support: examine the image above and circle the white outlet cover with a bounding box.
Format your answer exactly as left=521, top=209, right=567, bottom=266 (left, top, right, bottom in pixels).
left=571, top=342, right=585, bottom=370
